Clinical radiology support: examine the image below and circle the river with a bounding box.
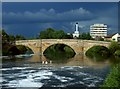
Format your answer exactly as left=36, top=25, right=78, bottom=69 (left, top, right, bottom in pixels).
left=1, top=54, right=111, bottom=88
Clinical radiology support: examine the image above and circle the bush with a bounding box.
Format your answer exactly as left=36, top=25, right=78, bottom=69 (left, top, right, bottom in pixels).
left=109, top=42, right=120, bottom=54
left=102, top=63, right=120, bottom=87
left=114, top=50, right=120, bottom=57
left=85, top=45, right=110, bottom=61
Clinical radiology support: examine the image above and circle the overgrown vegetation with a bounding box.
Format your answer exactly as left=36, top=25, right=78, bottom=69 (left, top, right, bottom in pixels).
left=2, top=30, right=33, bottom=56
left=101, top=42, right=120, bottom=88
left=114, top=50, right=120, bottom=57
left=2, top=45, right=33, bottom=56
left=102, top=63, right=120, bottom=88
left=43, top=44, right=75, bottom=62
left=85, top=41, right=120, bottom=88
left=108, top=41, right=120, bottom=55
left=2, top=29, right=26, bottom=44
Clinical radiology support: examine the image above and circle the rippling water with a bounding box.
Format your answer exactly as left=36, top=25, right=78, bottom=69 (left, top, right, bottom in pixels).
left=1, top=54, right=110, bottom=88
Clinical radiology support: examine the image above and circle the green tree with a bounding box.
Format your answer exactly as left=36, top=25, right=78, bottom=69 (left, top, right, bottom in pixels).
left=64, top=33, right=73, bottom=39
left=9, top=34, right=15, bottom=42
left=39, top=28, right=67, bottom=39
left=15, top=35, right=25, bottom=40
left=2, top=29, right=9, bottom=43
left=86, top=33, right=92, bottom=40
left=79, top=33, right=91, bottom=40
left=39, top=28, right=54, bottom=39
left=54, top=30, right=66, bottom=39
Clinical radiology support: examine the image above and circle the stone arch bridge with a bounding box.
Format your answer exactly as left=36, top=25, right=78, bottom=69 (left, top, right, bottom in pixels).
left=15, top=39, right=110, bottom=55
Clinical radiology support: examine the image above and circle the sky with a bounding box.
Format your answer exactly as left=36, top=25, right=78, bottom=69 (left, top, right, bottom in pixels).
left=2, top=2, right=119, bottom=38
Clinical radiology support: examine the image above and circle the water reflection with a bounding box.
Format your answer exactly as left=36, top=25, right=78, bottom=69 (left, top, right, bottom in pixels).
left=2, top=53, right=112, bottom=68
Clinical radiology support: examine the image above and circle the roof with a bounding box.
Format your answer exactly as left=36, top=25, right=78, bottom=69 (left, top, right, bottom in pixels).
left=105, top=33, right=119, bottom=38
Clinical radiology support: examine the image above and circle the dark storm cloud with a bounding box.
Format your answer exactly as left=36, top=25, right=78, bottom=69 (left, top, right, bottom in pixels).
left=2, top=8, right=96, bottom=24
left=2, top=2, right=118, bottom=37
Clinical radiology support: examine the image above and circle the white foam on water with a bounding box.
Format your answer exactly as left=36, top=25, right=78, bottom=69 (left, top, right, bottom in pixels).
left=78, top=72, right=88, bottom=76
left=53, top=75, right=74, bottom=82
left=31, top=70, right=53, bottom=81
left=7, top=80, right=18, bottom=87
left=12, top=67, right=32, bottom=70
left=79, top=81, right=85, bottom=85
left=18, top=79, right=43, bottom=87
left=1, top=67, right=32, bottom=71
left=61, top=80, right=68, bottom=82
left=61, top=66, right=74, bottom=70
left=1, top=56, right=9, bottom=58
left=0, top=77, right=7, bottom=83
left=22, top=70, right=37, bottom=74
left=18, top=74, right=27, bottom=77
left=73, top=66, right=84, bottom=69
left=8, top=75, right=15, bottom=78
left=34, top=76, right=50, bottom=80
left=33, top=70, right=53, bottom=77
left=7, top=70, right=51, bottom=87
left=3, top=69, right=54, bottom=87
left=87, top=83, right=95, bottom=87
left=54, top=75, right=67, bottom=82
left=8, top=78, right=43, bottom=87
left=18, top=70, right=53, bottom=80
left=61, top=66, right=84, bottom=69
left=1, top=68, right=11, bottom=71
left=83, top=77, right=93, bottom=81
left=93, top=80, right=99, bottom=83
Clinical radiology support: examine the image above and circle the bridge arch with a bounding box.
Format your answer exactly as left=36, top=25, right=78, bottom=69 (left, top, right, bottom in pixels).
left=41, top=42, right=82, bottom=55
left=43, top=43, right=76, bottom=55
left=7, top=45, right=34, bottom=55
left=15, top=41, right=41, bottom=54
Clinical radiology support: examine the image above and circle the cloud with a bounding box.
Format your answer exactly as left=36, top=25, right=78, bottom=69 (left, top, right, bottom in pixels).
left=2, top=6, right=118, bottom=37
left=2, top=8, right=95, bottom=24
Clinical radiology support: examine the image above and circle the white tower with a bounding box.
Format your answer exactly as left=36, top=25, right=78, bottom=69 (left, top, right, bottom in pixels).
left=75, top=22, right=79, bottom=32
left=73, top=22, right=80, bottom=38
